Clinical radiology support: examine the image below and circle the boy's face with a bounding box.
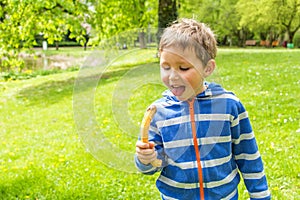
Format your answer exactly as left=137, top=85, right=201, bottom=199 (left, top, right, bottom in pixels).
left=159, top=47, right=208, bottom=101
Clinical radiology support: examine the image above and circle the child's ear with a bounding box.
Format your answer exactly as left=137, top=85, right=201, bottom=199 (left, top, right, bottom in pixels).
left=204, top=59, right=216, bottom=77
left=157, top=48, right=163, bottom=58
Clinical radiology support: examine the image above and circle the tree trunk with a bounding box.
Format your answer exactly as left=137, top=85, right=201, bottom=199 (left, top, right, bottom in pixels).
left=84, top=34, right=89, bottom=51
left=157, top=0, right=178, bottom=44
left=55, top=41, right=59, bottom=50
left=235, top=29, right=245, bottom=47
left=139, top=30, right=147, bottom=49
left=288, top=30, right=296, bottom=43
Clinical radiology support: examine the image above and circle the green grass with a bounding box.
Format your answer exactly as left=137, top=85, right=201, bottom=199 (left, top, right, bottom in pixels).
left=0, top=48, right=299, bottom=199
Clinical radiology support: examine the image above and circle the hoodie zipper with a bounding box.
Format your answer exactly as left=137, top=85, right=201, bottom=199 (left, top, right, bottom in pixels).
left=188, top=99, right=205, bottom=200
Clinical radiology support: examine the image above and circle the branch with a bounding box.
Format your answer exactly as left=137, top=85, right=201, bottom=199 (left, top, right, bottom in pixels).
left=42, top=2, right=74, bottom=15
left=56, top=2, right=74, bottom=15
left=0, top=1, right=6, bottom=22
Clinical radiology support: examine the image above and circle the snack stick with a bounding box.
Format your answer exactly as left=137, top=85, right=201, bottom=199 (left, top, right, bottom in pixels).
left=140, top=105, right=162, bottom=167
left=141, top=105, right=157, bottom=143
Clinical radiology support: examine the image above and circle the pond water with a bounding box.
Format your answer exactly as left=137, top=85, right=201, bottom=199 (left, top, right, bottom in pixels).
left=23, top=54, right=84, bottom=71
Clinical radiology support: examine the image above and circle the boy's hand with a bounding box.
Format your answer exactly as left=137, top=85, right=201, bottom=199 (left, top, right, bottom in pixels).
left=136, top=141, right=157, bottom=165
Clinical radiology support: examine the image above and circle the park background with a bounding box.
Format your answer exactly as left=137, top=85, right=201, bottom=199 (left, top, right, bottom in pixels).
left=1, top=0, right=300, bottom=199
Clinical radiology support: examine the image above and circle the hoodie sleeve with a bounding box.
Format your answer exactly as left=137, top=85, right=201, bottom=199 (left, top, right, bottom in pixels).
left=231, top=101, right=271, bottom=200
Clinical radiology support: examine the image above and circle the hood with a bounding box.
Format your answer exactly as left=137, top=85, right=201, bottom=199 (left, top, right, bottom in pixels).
left=162, top=82, right=227, bottom=102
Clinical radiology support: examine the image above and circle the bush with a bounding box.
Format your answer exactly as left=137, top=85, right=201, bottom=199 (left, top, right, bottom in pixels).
left=0, top=66, right=79, bottom=81
left=293, top=31, right=300, bottom=48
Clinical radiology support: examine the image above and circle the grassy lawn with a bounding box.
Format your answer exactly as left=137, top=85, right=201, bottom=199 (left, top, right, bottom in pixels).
left=0, top=48, right=299, bottom=199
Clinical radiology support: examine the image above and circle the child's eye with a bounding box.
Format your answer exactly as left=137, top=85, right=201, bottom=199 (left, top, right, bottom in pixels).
left=161, top=65, right=171, bottom=70
left=180, top=66, right=190, bottom=71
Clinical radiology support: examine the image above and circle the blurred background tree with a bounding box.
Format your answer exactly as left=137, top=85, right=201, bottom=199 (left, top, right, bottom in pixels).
left=1, top=0, right=299, bottom=71
left=0, top=0, right=91, bottom=71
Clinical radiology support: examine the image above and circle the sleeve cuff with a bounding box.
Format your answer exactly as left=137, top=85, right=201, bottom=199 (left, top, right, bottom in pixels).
left=134, top=154, right=157, bottom=173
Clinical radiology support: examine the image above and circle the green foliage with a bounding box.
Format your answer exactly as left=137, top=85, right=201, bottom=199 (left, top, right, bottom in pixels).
left=237, top=0, right=300, bottom=42
left=1, top=0, right=300, bottom=70
left=0, top=66, right=79, bottom=81
left=293, top=31, right=300, bottom=47
left=0, top=0, right=91, bottom=70
left=178, top=0, right=203, bottom=18
left=90, top=0, right=157, bottom=45
left=198, top=0, right=242, bottom=44
left=178, top=0, right=300, bottom=45
left=0, top=48, right=299, bottom=199
left=0, top=50, right=25, bottom=72
left=0, top=0, right=158, bottom=70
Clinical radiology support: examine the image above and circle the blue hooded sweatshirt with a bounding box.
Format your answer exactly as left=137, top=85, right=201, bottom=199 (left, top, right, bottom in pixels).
left=135, top=82, right=270, bottom=200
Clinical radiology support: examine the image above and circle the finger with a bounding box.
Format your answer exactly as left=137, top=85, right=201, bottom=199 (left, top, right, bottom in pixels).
left=137, top=152, right=156, bottom=161
left=139, top=157, right=155, bottom=165
left=136, top=146, right=155, bottom=155
left=136, top=141, right=152, bottom=149
left=137, top=152, right=157, bottom=164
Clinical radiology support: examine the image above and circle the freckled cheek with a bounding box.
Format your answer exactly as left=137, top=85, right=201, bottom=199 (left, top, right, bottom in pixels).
left=186, top=74, right=204, bottom=90
left=160, top=70, right=170, bottom=86
left=182, top=72, right=202, bottom=89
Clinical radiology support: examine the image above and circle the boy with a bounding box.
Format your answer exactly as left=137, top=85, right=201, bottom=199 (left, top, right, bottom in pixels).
left=135, top=18, right=271, bottom=200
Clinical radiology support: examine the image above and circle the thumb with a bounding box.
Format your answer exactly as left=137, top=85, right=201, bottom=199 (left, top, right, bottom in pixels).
left=149, top=142, right=155, bottom=149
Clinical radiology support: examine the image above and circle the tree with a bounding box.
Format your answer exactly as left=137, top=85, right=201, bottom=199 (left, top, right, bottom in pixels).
left=157, top=0, right=178, bottom=43
left=194, top=0, right=244, bottom=46
left=276, top=0, right=300, bottom=43
left=89, top=0, right=157, bottom=49
left=0, top=0, right=161, bottom=71
left=237, top=0, right=300, bottom=44
left=0, top=0, right=91, bottom=70
left=178, top=0, right=203, bottom=19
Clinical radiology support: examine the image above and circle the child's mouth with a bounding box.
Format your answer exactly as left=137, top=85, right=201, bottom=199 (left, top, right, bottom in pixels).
left=171, top=85, right=185, bottom=97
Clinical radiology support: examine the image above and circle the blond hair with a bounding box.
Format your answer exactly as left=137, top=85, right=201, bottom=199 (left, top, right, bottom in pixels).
left=159, top=18, right=217, bottom=65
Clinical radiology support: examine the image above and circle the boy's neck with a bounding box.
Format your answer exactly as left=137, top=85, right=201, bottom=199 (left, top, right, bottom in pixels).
left=188, top=84, right=208, bottom=101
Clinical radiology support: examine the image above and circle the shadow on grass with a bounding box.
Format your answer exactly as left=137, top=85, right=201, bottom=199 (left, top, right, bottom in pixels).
left=16, top=77, right=76, bottom=107
left=15, top=62, right=159, bottom=107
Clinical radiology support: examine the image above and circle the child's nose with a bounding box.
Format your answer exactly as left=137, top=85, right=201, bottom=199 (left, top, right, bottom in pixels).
left=169, top=69, right=179, bottom=80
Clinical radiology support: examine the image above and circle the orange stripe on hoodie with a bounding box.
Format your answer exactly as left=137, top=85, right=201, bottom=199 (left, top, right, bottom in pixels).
left=188, top=99, right=205, bottom=200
